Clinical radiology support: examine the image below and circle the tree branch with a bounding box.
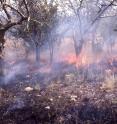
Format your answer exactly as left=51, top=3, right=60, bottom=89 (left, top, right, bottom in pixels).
left=4, top=16, right=27, bottom=31
left=91, top=0, right=116, bottom=25
left=2, top=4, right=11, bottom=21
left=0, top=0, right=29, bottom=31
left=23, top=0, right=29, bottom=17
left=4, top=3, right=25, bottom=18
left=84, top=0, right=116, bottom=34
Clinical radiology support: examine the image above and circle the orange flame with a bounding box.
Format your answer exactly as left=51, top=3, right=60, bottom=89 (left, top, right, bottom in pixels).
left=61, top=53, right=89, bottom=67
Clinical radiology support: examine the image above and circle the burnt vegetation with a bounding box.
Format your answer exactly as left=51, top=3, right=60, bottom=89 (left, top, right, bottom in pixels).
left=0, top=0, right=117, bottom=124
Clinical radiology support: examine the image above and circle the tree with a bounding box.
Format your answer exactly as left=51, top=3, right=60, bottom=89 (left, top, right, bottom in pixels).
left=0, top=0, right=29, bottom=77
left=59, top=0, right=117, bottom=60
left=16, top=0, right=58, bottom=64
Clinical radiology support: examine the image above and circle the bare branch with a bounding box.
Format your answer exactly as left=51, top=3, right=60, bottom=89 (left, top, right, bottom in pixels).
left=91, top=0, right=116, bottom=25
left=2, top=4, right=11, bottom=21
left=23, top=0, right=29, bottom=17
left=83, top=0, right=116, bottom=35
left=4, top=3, right=25, bottom=18
left=4, top=16, right=27, bottom=30
left=100, top=15, right=117, bottom=18
left=0, top=0, right=30, bottom=31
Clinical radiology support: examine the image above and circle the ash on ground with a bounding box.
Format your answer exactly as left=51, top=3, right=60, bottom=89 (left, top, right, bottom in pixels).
left=0, top=62, right=117, bottom=124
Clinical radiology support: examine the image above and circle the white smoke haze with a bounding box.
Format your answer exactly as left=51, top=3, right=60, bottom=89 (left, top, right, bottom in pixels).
left=2, top=0, right=117, bottom=85
left=50, top=14, right=117, bottom=81
left=3, top=16, right=117, bottom=84
left=4, top=62, right=28, bottom=84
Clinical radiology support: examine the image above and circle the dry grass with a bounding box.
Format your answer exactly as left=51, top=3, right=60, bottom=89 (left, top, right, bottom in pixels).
left=0, top=71, right=117, bottom=124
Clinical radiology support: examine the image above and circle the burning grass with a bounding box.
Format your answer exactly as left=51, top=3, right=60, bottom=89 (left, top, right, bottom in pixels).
left=0, top=67, right=117, bottom=124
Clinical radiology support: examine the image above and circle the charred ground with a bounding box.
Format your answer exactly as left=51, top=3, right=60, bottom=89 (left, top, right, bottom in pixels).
left=0, top=61, right=117, bottom=124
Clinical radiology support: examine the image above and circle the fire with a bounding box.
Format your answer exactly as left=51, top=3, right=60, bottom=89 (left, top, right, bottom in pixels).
left=63, top=54, right=77, bottom=64
left=61, top=53, right=89, bottom=67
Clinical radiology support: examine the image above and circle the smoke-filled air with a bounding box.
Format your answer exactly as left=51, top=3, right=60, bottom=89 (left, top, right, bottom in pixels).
left=0, top=0, right=117, bottom=123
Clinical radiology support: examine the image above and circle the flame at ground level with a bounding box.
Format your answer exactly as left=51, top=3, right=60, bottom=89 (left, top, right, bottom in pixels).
left=61, top=53, right=93, bottom=67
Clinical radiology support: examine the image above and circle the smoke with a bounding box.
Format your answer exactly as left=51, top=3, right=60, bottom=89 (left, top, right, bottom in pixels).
left=2, top=1, right=117, bottom=85
left=3, top=35, right=29, bottom=84
left=4, top=62, right=28, bottom=84
left=2, top=18, right=113, bottom=84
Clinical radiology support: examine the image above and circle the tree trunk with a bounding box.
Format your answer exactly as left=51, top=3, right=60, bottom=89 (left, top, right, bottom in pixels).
left=35, top=44, right=40, bottom=64
left=48, top=39, right=54, bottom=65
left=0, top=30, right=5, bottom=80
left=73, top=32, right=84, bottom=58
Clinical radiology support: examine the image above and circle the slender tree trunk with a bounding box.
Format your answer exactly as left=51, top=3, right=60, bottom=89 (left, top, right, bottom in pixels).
left=0, top=31, right=5, bottom=80
left=73, top=31, right=84, bottom=60
left=35, top=44, right=40, bottom=64
left=48, top=39, right=54, bottom=65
